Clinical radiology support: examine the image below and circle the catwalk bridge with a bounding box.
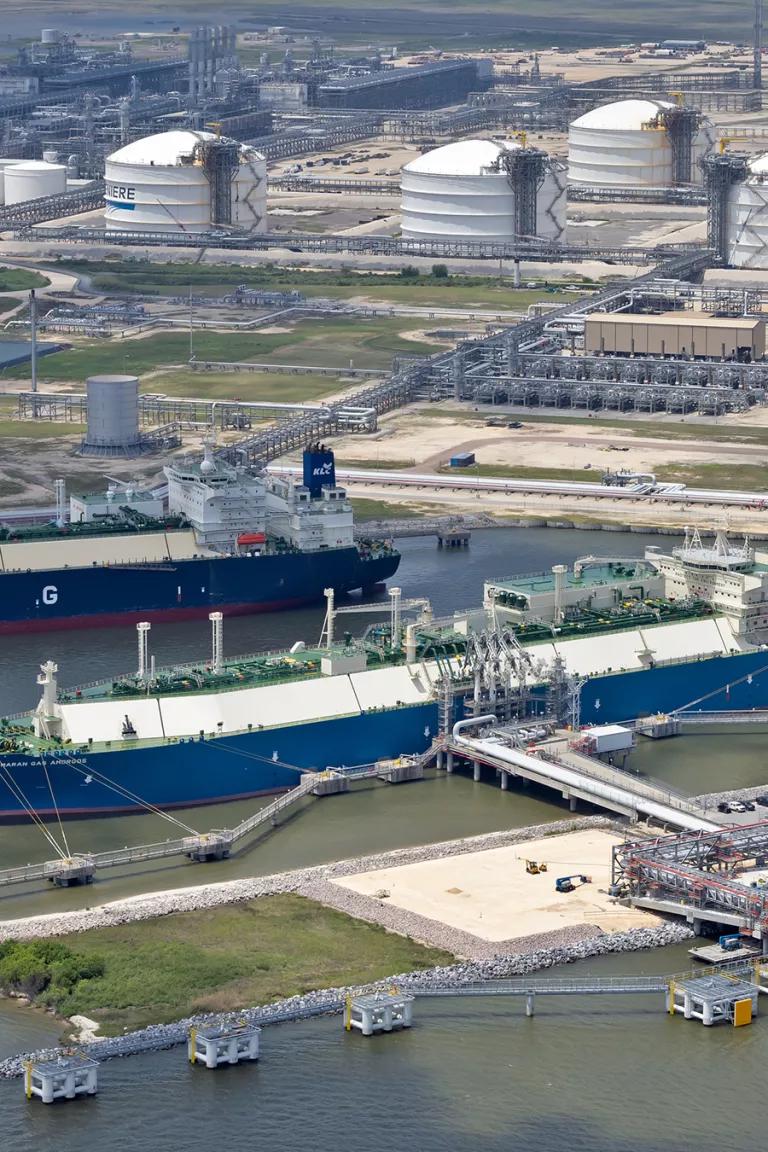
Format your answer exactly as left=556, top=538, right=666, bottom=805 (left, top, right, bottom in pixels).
left=0, top=756, right=429, bottom=892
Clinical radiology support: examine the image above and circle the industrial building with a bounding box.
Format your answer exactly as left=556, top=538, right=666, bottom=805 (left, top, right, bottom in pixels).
left=316, top=59, right=480, bottom=110
left=400, top=137, right=566, bottom=242
left=104, top=130, right=267, bottom=233
left=583, top=312, right=766, bottom=360
left=568, top=98, right=714, bottom=187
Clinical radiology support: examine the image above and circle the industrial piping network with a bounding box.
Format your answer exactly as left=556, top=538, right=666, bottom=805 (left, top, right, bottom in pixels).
left=613, top=820, right=768, bottom=939
left=271, top=465, right=768, bottom=511
left=452, top=733, right=718, bottom=833
left=219, top=248, right=714, bottom=469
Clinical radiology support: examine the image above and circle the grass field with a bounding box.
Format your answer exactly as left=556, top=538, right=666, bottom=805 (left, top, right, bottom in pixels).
left=417, top=408, right=768, bottom=446
left=433, top=460, right=768, bottom=491
left=339, top=457, right=416, bottom=470
left=153, top=371, right=348, bottom=403
left=52, top=895, right=450, bottom=1035
left=351, top=498, right=422, bottom=520
left=56, top=259, right=586, bottom=310
left=439, top=463, right=592, bottom=482
left=6, top=318, right=440, bottom=385
left=0, top=419, right=84, bottom=439
left=655, top=464, right=768, bottom=491
left=0, top=268, right=47, bottom=293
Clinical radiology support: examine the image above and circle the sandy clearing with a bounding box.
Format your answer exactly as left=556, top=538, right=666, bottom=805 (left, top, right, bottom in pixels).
left=334, top=411, right=768, bottom=476
left=333, top=829, right=655, bottom=943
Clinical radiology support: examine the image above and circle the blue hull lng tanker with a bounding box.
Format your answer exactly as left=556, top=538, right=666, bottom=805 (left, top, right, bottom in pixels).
left=3, top=527, right=768, bottom=820
left=0, top=445, right=399, bottom=633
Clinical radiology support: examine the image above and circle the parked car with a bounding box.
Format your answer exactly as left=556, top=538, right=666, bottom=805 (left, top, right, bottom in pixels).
left=717, top=802, right=732, bottom=813
left=730, top=800, right=748, bottom=813
left=740, top=799, right=756, bottom=811
left=755, top=795, right=768, bottom=808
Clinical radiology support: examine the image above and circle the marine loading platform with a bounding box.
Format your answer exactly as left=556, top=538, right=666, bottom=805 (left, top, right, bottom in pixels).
left=614, top=821, right=768, bottom=947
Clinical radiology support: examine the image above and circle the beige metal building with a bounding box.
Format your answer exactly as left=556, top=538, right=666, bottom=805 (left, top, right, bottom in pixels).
left=583, top=312, right=766, bottom=360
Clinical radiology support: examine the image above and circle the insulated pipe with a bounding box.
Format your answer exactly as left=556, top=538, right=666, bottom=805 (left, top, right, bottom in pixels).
left=452, top=715, right=497, bottom=742
left=459, top=736, right=717, bottom=832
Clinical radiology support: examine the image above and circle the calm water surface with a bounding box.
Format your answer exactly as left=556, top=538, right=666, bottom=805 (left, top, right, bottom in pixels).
left=0, top=529, right=765, bottom=1149
left=1, top=942, right=762, bottom=1152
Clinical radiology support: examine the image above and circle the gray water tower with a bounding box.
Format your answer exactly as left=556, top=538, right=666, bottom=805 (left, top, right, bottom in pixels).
left=80, top=374, right=149, bottom=457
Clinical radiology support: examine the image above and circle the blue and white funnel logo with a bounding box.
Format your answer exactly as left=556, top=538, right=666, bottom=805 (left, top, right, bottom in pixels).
left=303, top=444, right=336, bottom=496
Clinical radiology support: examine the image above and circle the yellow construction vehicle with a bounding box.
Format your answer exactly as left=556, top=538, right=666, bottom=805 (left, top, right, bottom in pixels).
left=526, top=860, right=547, bottom=874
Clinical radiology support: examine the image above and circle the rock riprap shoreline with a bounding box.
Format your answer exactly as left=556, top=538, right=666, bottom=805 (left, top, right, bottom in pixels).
left=0, top=920, right=692, bottom=1079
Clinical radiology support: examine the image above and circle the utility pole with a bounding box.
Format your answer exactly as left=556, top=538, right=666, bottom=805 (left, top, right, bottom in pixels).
left=29, top=289, right=37, bottom=417
left=755, top=0, right=764, bottom=93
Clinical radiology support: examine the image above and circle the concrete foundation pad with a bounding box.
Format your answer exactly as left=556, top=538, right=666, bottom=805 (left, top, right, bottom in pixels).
left=332, top=829, right=655, bottom=943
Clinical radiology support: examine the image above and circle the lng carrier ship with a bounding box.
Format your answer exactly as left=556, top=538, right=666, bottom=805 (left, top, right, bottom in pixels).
left=0, top=444, right=399, bottom=634
left=2, top=527, right=768, bottom=820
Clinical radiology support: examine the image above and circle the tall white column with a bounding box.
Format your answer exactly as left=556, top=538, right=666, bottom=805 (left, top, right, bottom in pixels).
left=209, top=611, right=224, bottom=673
left=137, top=622, right=151, bottom=680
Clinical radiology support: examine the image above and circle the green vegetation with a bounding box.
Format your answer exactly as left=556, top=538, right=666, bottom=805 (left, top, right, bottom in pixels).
left=0, top=939, right=105, bottom=1004
left=0, top=268, right=47, bottom=293
left=151, top=371, right=346, bottom=403
left=6, top=318, right=441, bottom=384
left=439, top=463, right=593, bottom=482
left=351, top=498, right=423, bottom=520
left=54, top=258, right=585, bottom=309
left=0, top=420, right=84, bottom=439
left=48, top=895, right=451, bottom=1034
left=655, top=463, right=768, bottom=491
left=417, top=407, right=768, bottom=446
left=339, top=457, right=416, bottom=470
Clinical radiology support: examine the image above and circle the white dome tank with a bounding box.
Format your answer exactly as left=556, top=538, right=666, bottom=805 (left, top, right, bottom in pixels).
left=725, top=153, right=768, bottom=268
left=0, top=160, right=23, bottom=206
left=568, top=99, right=713, bottom=188
left=104, top=130, right=267, bottom=234
left=4, top=160, right=66, bottom=205
left=400, top=138, right=566, bottom=243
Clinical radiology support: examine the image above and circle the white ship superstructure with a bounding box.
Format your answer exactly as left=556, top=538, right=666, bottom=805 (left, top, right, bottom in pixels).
left=647, top=529, right=768, bottom=639
left=265, top=474, right=353, bottom=551
left=484, top=529, right=768, bottom=643
left=164, top=443, right=355, bottom=553
left=164, top=444, right=267, bottom=548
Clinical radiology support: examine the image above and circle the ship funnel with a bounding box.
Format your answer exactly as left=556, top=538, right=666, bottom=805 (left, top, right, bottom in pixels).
left=303, top=443, right=336, bottom=497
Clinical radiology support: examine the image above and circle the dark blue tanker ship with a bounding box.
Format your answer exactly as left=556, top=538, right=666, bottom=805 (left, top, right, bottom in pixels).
left=0, top=446, right=400, bottom=634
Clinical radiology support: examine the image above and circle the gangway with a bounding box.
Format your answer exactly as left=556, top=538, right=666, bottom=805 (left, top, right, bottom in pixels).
left=0, top=757, right=433, bottom=891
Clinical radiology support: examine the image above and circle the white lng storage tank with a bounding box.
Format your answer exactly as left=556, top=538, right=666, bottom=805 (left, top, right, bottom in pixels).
left=4, top=159, right=66, bottom=205
left=725, top=153, right=768, bottom=268
left=104, top=129, right=267, bottom=233
left=400, top=138, right=566, bottom=242
left=568, top=99, right=714, bottom=188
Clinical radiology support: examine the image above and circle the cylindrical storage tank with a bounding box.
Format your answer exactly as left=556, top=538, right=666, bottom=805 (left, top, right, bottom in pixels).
left=4, top=160, right=66, bottom=205
left=400, top=138, right=566, bottom=243
left=42, top=150, right=60, bottom=164
left=568, top=99, right=712, bottom=188
left=104, top=130, right=267, bottom=234
left=41, top=28, right=61, bottom=43
left=81, top=375, right=143, bottom=457
left=726, top=153, right=768, bottom=268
